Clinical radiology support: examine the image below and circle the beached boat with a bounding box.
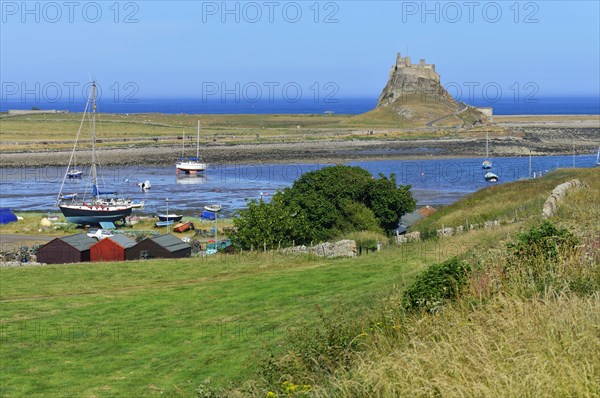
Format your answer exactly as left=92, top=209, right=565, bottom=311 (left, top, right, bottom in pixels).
left=484, top=172, right=499, bottom=182
left=204, top=204, right=222, bottom=212
left=176, top=120, right=207, bottom=174
left=57, top=82, right=137, bottom=226
left=155, top=220, right=175, bottom=228
left=174, top=221, right=194, bottom=233
left=158, top=214, right=183, bottom=222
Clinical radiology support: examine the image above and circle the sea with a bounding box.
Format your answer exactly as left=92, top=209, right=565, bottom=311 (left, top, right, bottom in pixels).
left=0, top=155, right=597, bottom=216
left=1, top=97, right=599, bottom=115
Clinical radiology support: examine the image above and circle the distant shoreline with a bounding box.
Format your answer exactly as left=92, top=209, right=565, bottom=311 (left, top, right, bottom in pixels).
left=1, top=113, right=597, bottom=167
left=1, top=136, right=597, bottom=168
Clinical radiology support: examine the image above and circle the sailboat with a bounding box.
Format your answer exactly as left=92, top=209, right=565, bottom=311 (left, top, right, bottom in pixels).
left=57, top=82, right=136, bottom=226
left=596, top=146, right=600, bottom=166
left=482, top=131, right=492, bottom=169
left=66, top=168, right=83, bottom=179
left=176, top=120, right=207, bottom=174
left=66, top=149, right=83, bottom=178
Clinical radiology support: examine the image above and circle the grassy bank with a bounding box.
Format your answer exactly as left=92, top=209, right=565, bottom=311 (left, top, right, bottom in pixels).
left=232, top=167, right=599, bottom=397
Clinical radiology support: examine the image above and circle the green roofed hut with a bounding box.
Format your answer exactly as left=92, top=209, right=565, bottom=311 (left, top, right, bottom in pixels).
left=127, top=233, right=191, bottom=260
left=36, top=234, right=97, bottom=264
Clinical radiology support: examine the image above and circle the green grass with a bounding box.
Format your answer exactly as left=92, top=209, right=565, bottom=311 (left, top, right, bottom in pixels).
left=0, top=113, right=357, bottom=151
left=0, top=235, right=477, bottom=397
left=0, top=111, right=486, bottom=152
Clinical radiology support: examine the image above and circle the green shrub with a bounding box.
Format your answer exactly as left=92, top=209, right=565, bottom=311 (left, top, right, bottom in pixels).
left=403, top=257, right=471, bottom=312
left=505, top=220, right=581, bottom=291
left=507, top=220, right=579, bottom=264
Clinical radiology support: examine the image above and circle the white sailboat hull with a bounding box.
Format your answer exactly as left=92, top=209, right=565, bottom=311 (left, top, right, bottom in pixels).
left=176, top=162, right=207, bottom=172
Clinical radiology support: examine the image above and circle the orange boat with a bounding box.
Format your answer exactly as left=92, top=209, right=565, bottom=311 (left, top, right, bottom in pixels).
left=173, top=221, right=194, bottom=233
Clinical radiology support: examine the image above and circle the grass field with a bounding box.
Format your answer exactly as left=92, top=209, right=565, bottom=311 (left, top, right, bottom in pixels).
left=0, top=112, right=498, bottom=152
left=1, top=168, right=598, bottom=397
left=0, top=238, right=468, bottom=397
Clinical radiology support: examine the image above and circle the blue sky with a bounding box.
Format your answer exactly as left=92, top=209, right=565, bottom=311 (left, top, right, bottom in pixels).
left=1, top=1, right=599, bottom=99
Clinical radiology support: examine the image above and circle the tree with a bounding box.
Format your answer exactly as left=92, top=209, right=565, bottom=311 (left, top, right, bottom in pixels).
left=232, top=165, right=416, bottom=250
left=366, top=173, right=416, bottom=231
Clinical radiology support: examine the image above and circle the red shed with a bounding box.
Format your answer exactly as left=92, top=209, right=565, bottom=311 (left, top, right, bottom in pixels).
left=90, top=235, right=136, bottom=262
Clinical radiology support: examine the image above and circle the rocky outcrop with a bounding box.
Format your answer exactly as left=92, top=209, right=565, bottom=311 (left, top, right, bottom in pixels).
left=542, top=179, right=583, bottom=218
left=367, top=52, right=488, bottom=127
left=377, top=52, right=456, bottom=108
left=282, top=240, right=357, bottom=258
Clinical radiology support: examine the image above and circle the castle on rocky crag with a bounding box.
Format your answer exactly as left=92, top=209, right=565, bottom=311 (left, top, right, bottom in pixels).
left=389, top=52, right=440, bottom=83
left=378, top=52, right=451, bottom=108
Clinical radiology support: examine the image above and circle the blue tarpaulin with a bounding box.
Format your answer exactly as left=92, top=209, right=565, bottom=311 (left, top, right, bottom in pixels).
left=0, top=208, right=18, bottom=224
left=201, top=210, right=216, bottom=221
left=92, top=185, right=116, bottom=196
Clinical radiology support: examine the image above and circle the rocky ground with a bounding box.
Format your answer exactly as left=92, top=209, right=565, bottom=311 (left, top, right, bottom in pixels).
left=1, top=126, right=598, bottom=167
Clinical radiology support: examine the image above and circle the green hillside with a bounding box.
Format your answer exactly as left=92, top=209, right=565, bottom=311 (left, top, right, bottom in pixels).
left=1, top=168, right=598, bottom=397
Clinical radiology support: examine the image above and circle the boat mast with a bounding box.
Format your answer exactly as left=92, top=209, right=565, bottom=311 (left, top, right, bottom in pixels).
left=529, top=149, right=532, bottom=178
left=486, top=131, right=489, bottom=159
left=181, top=129, right=185, bottom=157
left=196, top=120, right=200, bottom=159
left=91, top=82, right=99, bottom=200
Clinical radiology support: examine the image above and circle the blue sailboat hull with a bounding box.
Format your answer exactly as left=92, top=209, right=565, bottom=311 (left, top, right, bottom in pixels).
left=60, top=206, right=132, bottom=225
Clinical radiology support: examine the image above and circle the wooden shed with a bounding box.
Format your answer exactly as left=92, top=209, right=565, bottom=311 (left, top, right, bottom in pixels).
left=127, top=234, right=191, bottom=260
left=36, top=234, right=97, bottom=264
left=90, top=235, right=136, bottom=262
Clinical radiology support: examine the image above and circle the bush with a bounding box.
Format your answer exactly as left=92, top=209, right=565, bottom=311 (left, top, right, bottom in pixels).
left=505, top=220, right=582, bottom=291
left=403, top=257, right=471, bottom=312
left=507, top=220, right=579, bottom=264
left=233, top=165, right=416, bottom=250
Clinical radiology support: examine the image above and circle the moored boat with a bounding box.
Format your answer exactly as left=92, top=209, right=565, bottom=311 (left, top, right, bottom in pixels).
left=57, top=82, right=136, bottom=226
left=484, top=172, right=499, bottom=182
left=67, top=169, right=83, bottom=178
left=176, top=120, right=207, bottom=174
left=482, top=131, right=492, bottom=169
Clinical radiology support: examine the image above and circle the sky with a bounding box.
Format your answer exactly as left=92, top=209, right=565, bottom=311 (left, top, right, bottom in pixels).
left=1, top=1, right=599, bottom=101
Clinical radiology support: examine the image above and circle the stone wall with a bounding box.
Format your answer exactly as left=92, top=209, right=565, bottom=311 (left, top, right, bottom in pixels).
left=282, top=240, right=357, bottom=258
left=542, top=179, right=583, bottom=218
